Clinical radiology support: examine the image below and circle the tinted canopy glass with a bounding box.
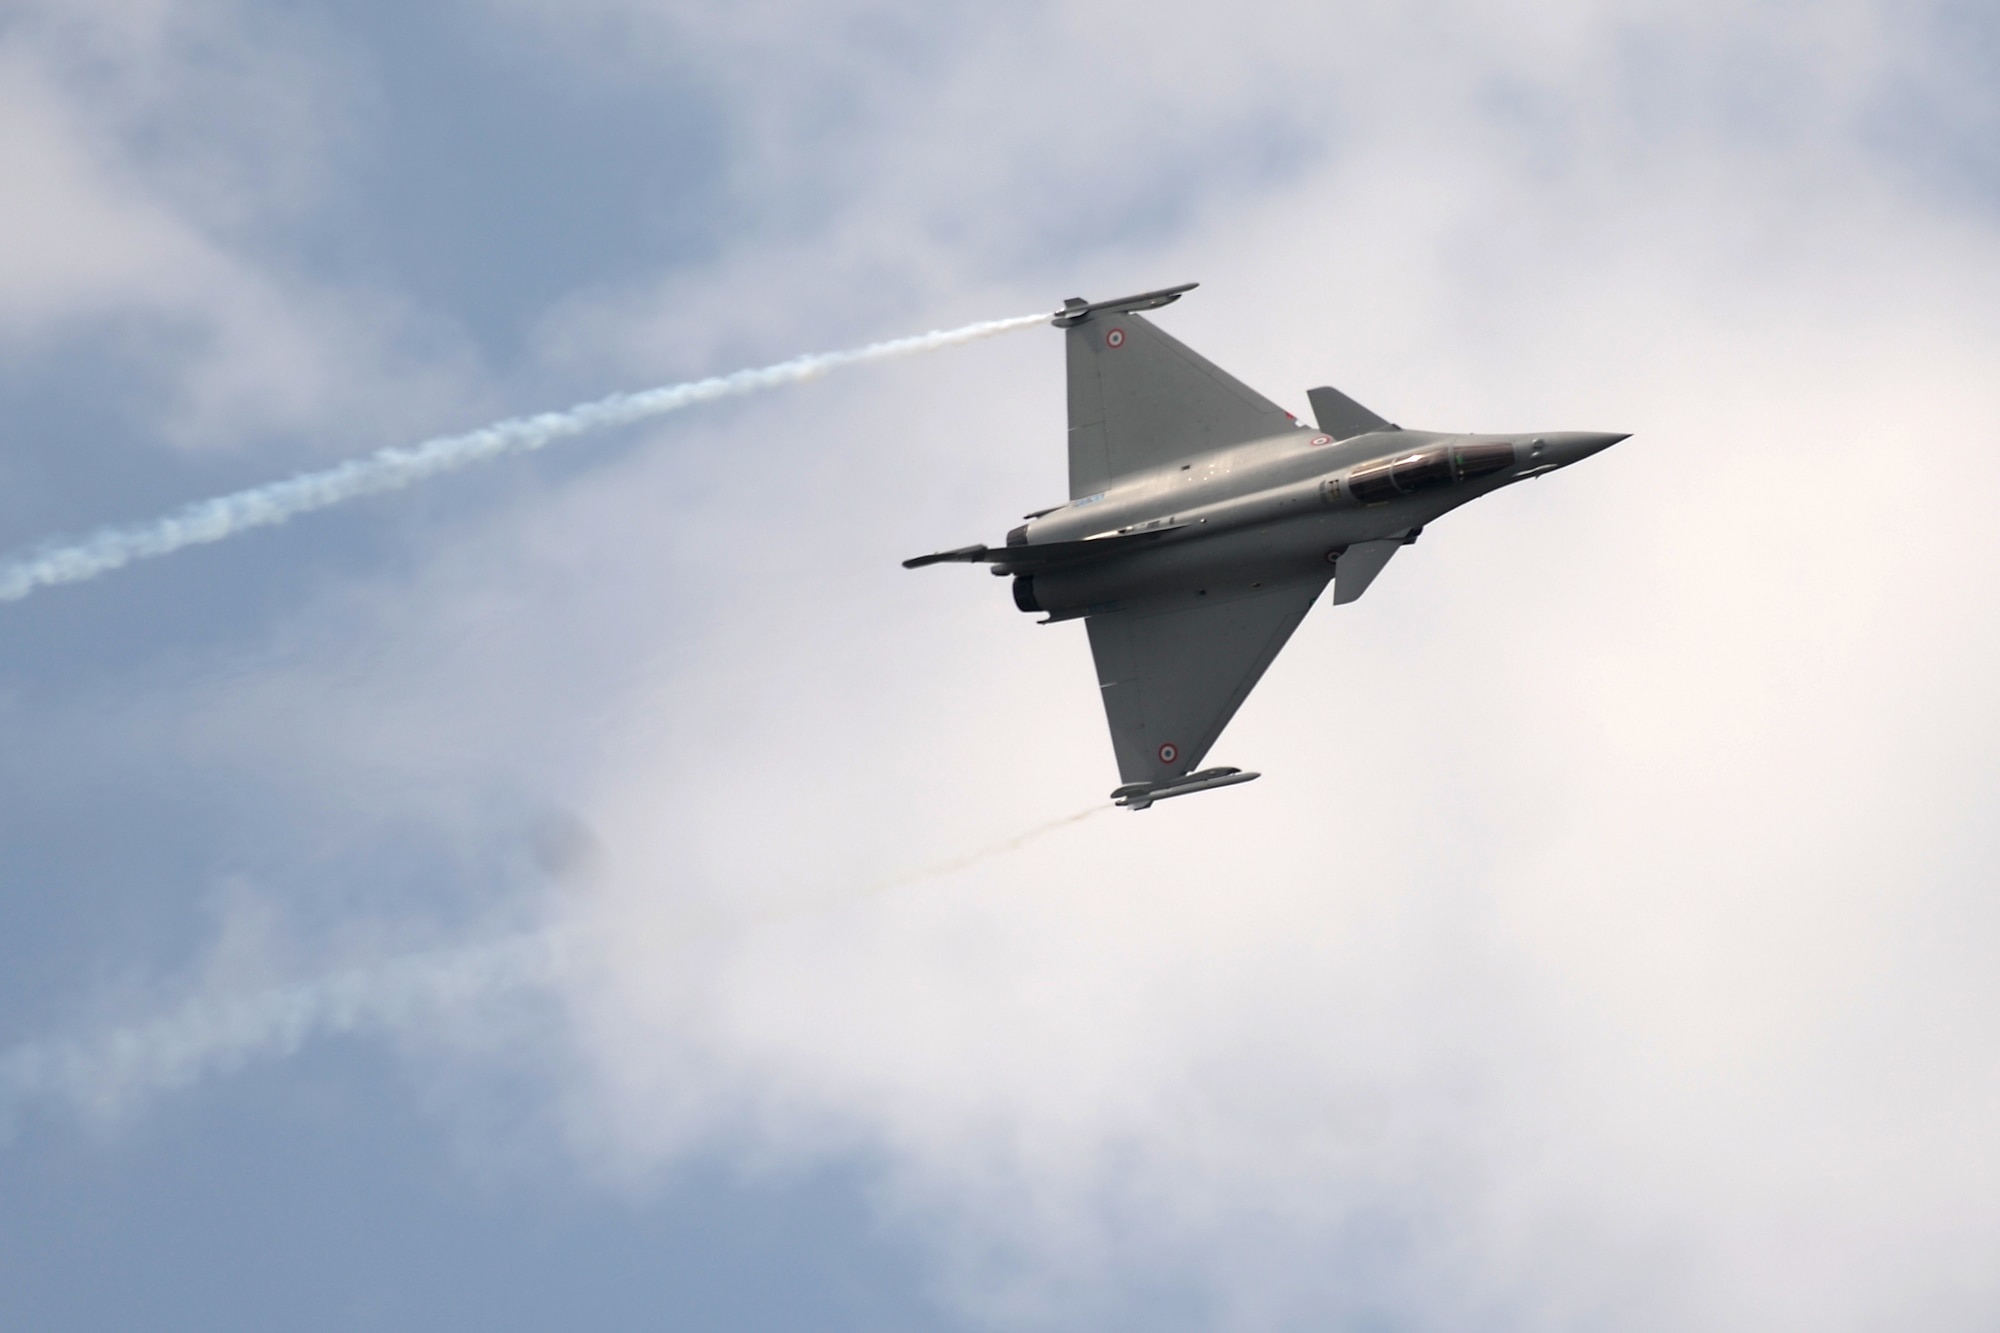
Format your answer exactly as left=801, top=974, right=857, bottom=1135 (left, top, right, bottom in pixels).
left=1348, top=449, right=1451, bottom=502
left=1453, top=442, right=1515, bottom=479
left=1346, top=441, right=1518, bottom=503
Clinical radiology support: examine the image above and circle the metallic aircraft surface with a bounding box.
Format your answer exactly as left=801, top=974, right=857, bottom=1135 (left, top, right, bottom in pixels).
left=906, top=284, right=1626, bottom=810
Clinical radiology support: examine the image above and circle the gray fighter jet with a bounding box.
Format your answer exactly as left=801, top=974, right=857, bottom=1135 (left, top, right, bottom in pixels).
left=906, top=284, right=1625, bottom=810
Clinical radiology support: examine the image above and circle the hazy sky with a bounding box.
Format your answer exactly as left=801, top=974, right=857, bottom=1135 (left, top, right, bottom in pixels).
left=5, top=2, right=2000, bottom=1329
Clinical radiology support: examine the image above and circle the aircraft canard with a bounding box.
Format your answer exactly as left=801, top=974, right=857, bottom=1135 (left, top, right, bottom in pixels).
left=905, top=285, right=1627, bottom=809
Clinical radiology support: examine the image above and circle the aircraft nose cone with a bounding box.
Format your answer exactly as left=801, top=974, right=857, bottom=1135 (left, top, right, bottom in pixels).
left=1533, top=431, right=1628, bottom=467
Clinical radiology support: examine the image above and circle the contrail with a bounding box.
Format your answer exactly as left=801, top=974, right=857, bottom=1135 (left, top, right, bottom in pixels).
left=828, top=804, right=1109, bottom=902
left=0, top=931, right=578, bottom=1133
left=0, top=311, right=1048, bottom=604
left=0, top=804, right=1105, bottom=1134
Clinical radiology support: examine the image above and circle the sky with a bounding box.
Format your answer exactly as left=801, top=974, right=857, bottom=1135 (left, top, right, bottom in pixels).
left=4, top=1, right=2000, bottom=1329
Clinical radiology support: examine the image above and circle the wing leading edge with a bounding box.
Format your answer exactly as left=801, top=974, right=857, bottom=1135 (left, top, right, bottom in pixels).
left=1085, top=577, right=1328, bottom=788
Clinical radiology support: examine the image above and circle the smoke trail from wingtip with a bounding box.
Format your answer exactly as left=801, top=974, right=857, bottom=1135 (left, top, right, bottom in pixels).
left=0, top=930, right=579, bottom=1134
left=0, top=803, right=1106, bottom=1134
left=0, top=311, right=1049, bottom=604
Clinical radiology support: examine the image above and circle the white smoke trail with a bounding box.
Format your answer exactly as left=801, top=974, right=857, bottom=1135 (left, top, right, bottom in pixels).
left=0, top=311, right=1048, bottom=604
left=0, top=930, right=577, bottom=1134
left=0, top=805, right=1106, bottom=1135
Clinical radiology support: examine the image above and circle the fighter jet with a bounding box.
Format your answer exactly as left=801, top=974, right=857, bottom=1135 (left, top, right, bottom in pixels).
left=905, top=284, right=1625, bottom=810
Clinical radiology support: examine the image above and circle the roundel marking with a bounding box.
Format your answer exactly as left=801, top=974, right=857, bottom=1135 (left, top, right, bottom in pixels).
left=1310, top=434, right=1332, bottom=446
left=1157, top=742, right=1179, bottom=765
left=1105, top=328, right=1126, bottom=348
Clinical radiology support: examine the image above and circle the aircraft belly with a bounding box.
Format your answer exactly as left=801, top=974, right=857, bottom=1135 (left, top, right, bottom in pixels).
left=1025, top=505, right=1436, bottom=615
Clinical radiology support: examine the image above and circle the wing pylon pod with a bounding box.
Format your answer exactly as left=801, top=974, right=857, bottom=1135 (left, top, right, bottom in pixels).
left=1051, top=282, right=1198, bottom=328
left=1111, top=767, right=1260, bottom=811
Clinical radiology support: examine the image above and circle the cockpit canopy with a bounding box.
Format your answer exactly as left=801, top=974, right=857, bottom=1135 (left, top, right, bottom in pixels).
left=1346, top=441, right=1516, bottom=504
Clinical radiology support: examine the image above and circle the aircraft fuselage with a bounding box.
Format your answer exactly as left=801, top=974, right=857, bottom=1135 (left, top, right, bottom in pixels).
left=1003, top=427, right=1624, bottom=620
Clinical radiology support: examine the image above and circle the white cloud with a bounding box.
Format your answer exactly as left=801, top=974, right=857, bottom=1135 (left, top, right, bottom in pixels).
left=401, top=2, right=2000, bottom=1328
left=0, top=0, right=481, bottom=451
left=24, top=0, right=2000, bottom=1326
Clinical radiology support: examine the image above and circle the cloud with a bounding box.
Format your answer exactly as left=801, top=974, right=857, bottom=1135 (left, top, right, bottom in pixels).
left=0, top=1, right=480, bottom=451
left=409, top=2, right=2000, bottom=1328
left=12, top=0, right=2000, bottom=1328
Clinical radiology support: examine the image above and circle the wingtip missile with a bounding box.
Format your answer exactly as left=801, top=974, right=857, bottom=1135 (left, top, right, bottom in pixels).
left=1111, top=766, right=1260, bottom=810
left=1051, top=282, right=1199, bottom=328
